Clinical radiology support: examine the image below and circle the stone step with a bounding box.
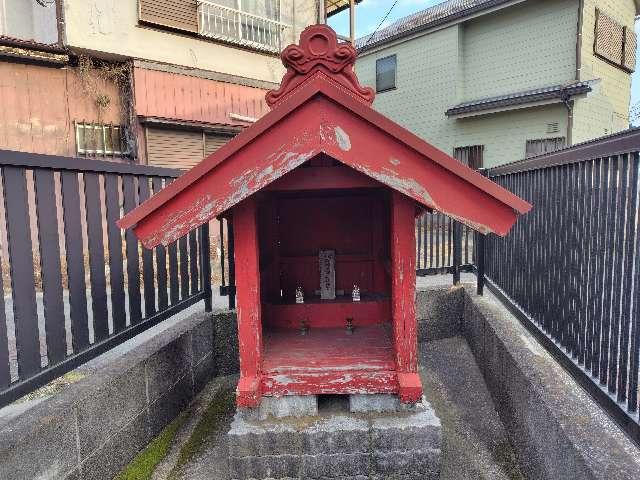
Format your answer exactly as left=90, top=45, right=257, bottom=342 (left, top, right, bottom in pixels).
left=227, top=397, right=442, bottom=480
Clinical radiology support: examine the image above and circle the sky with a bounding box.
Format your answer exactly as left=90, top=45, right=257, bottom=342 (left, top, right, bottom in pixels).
left=328, top=0, right=640, bottom=125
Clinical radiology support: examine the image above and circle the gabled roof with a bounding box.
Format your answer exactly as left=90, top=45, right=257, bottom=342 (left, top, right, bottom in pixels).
left=118, top=25, right=531, bottom=248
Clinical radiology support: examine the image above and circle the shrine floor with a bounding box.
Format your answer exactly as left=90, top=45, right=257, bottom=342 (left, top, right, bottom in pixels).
left=164, top=336, right=523, bottom=480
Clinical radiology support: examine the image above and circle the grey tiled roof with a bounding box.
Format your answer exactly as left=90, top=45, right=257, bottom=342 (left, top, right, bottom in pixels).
left=356, top=0, right=515, bottom=52
left=445, top=81, right=594, bottom=116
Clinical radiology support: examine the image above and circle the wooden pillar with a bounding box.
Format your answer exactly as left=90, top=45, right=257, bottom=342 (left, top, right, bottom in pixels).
left=390, top=191, right=422, bottom=403
left=233, top=198, right=262, bottom=407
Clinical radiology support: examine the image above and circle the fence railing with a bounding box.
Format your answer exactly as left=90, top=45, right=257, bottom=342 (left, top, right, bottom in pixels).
left=0, top=150, right=212, bottom=408
left=415, top=207, right=476, bottom=276
left=484, top=129, right=640, bottom=445
left=197, top=0, right=291, bottom=53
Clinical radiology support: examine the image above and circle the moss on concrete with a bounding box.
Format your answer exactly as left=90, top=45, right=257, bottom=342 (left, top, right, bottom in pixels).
left=17, top=371, right=87, bottom=403
left=173, top=387, right=235, bottom=473
left=115, top=412, right=187, bottom=480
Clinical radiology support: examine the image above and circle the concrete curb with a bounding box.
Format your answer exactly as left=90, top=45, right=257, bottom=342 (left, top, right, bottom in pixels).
left=461, top=285, right=640, bottom=480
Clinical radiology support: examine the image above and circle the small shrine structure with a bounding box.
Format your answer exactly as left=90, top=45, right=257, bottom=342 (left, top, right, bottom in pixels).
left=118, top=25, right=531, bottom=409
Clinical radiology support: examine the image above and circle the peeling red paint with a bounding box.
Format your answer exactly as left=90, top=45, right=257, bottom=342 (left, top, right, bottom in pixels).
left=117, top=25, right=531, bottom=409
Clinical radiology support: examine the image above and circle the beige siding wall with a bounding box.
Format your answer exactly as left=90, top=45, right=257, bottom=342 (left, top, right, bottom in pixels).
left=63, top=0, right=317, bottom=84
left=456, top=104, right=569, bottom=168
left=462, top=0, right=577, bottom=101
left=355, top=0, right=579, bottom=167
left=356, top=26, right=461, bottom=157
left=572, top=0, right=636, bottom=143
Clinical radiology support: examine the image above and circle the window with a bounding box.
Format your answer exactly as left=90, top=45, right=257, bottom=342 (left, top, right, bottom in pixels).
left=454, top=145, right=484, bottom=170
left=139, top=0, right=199, bottom=33
left=0, top=0, right=58, bottom=45
left=525, top=138, right=566, bottom=159
left=139, top=0, right=290, bottom=53
left=75, top=122, right=129, bottom=157
left=145, top=127, right=235, bottom=169
left=197, top=0, right=291, bottom=53
left=594, top=9, right=636, bottom=72
left=376, top=55, right=396, bottom=93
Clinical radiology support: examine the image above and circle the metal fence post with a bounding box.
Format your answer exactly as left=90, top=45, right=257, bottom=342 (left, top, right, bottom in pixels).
left=452, top=221, right=462, bottom=285
left=476, top=168, right=488, bottom=295
left=227, top=216, right=236, bottom=310
left=200, top=222, right=213, bottom=312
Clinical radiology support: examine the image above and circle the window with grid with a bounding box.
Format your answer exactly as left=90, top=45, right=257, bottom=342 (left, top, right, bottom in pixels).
left=75, top=122, right=128, bottom=157
left=453, top=145, right=484, bottom=170
left=525, top=138, right=566, bottom=159
left=594, top=9, right=636, bottom=72
left=376, top=55, right=396, bottom=93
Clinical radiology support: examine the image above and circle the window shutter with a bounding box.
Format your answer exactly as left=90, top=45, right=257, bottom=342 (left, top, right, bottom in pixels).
left=525, top=138, right=566, bottom=159
left=594, top=10, right=624, bottom=65
left=139, top=0, right=198, bottom=33
left=146, top=128, right=204, bottom=169
left=453, top=146, right=484, bottom=170
left=204, top=133, right=233, bottom=156
left=624, top=27, right=637, bottom=72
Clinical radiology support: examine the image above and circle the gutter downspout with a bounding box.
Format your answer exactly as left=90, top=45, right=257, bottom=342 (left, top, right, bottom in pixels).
left=569, top=0, right=585, bottom=146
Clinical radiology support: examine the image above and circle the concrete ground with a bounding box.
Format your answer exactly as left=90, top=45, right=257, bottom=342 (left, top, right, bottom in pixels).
left=421, top=337, right=523, bottom=480
left=160, top=336, right=523, bottom=480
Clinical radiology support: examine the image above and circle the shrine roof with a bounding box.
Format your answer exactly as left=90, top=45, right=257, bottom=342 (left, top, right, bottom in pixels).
left=118, top=25, right=531, bottom=248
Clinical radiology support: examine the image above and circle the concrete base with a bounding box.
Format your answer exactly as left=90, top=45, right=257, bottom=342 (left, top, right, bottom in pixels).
left=349, top=394, right=427, bottom=414
left=239, top=395, right=319, bottom=421
left=227, top=398, right=442, bottom=479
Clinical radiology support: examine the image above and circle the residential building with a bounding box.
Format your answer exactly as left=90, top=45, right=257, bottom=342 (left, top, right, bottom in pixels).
left=355, top=0, right=638, bottom=168
left=0, top=1, right=360, bottom=166
left=0, top=0, right=125, bottom=158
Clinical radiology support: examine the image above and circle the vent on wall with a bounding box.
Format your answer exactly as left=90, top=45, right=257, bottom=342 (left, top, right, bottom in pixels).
left=546, top=122, right=560, bottom=134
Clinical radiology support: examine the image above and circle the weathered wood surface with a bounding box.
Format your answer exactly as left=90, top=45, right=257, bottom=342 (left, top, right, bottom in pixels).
left=233, top=198, right=262, bottom=407
left=263, top=298, right=390, bottom=329
left=391, top=191, right=422, bottom=402
left=119, top=25, right=529, bottom=248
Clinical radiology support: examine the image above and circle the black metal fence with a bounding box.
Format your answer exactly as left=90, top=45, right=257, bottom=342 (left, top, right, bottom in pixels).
left=416, top=211, right=475, bottom=275
left=484, top=129, right=640, bottom=445
left=0, top=150, right=212, bottom=408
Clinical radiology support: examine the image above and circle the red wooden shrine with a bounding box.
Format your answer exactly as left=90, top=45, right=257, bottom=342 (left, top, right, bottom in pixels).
left=118, top=25, right=531, bottom=408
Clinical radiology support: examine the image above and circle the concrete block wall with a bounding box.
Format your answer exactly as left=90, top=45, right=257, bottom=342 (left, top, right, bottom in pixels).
left=2, top=282, right=639, bottom=480
left=0, top=310, right=239, bottom=480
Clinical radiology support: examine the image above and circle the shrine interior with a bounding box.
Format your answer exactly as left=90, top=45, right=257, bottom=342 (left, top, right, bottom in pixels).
left=255, top=157, right=397, bottom=391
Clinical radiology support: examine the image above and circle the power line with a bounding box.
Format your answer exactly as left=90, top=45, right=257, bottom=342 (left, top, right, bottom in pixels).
left=362, top=0, right=400, bottom=48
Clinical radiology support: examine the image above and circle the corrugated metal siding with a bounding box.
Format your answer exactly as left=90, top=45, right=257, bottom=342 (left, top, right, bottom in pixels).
left=146, top=128, right=234, bottom=169
left=146, top=128, right=204, bottom=169
left=139, top=0, right=198, bottom=33
left=134, top=67, right=269, bottom=127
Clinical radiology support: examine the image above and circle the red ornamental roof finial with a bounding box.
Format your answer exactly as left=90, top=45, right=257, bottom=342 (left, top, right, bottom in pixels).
left=266, top=24, right=375, bottom=108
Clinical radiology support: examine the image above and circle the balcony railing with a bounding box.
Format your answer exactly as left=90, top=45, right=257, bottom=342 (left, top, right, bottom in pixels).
left=197, top=1, right=292, bottom=53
